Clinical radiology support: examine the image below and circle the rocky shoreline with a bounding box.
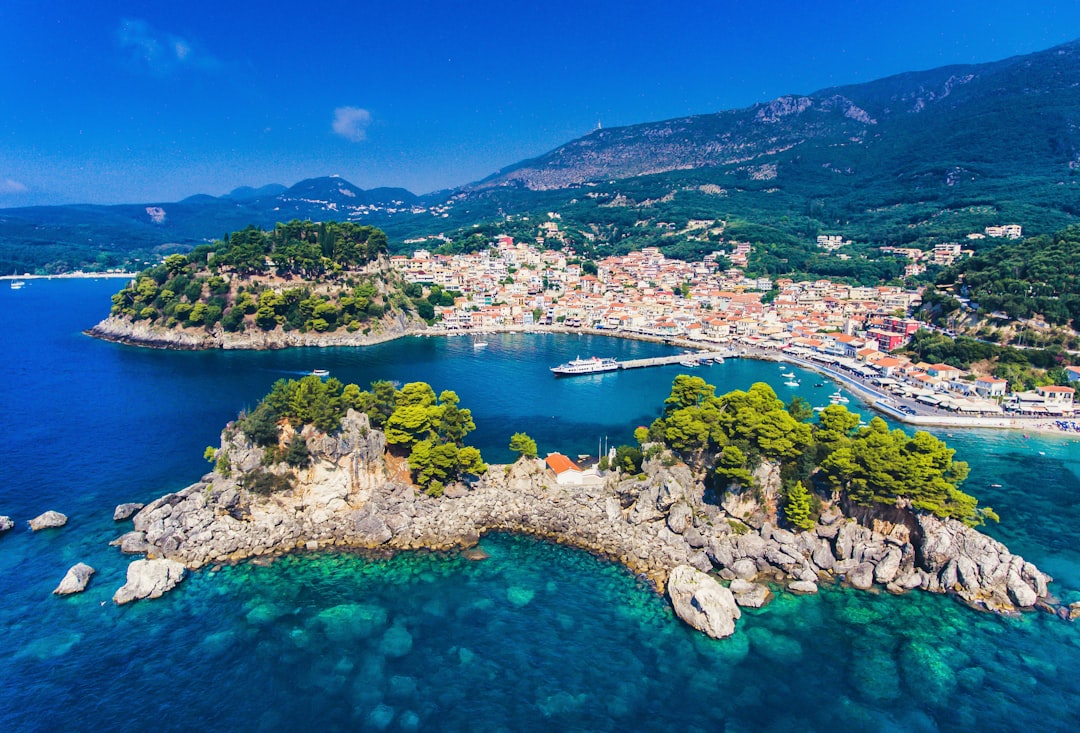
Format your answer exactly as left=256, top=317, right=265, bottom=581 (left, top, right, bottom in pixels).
left=109, top=410, right=1066, bottom=637
left=86, top=311, right=425, bottom=351
left=85, top=312, right=697, bottom=353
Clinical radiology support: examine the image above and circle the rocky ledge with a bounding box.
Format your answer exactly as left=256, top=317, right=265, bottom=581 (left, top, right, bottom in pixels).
left=111, top=411, right=1058, bottom=637
left=86, top=311, right=423, bottom=351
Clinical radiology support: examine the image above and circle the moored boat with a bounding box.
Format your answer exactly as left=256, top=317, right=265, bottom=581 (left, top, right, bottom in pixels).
left=551, top=356, right=619, bottom=376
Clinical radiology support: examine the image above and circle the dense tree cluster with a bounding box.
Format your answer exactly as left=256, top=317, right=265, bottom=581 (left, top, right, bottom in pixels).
left=381, top=383, right=487, bottom=496
left=939, top=225, right=1080, bottom=328
left=646, top=376, right=992, bottom=527
left=235, top=376, right=487, bottom=496
left=109, top=221, right=406, bottom=334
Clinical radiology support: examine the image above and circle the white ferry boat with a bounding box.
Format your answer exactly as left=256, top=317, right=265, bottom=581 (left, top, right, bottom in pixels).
left=550, top=356, right=619, bottom=377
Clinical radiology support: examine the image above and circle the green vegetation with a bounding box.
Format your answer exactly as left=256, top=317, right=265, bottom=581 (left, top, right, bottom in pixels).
left=782, top=481, right=815, bottom=531
left=938, top=225, right=1080, bottom=329
left=647, top=376, right=993, bottom=527
left=234, top=376, right=486, bottom=496
left=381, top=383, right=487, bottom=495
left=508, top=432, right=538, bottom=459
left=107, top=220, right=415, bottom=335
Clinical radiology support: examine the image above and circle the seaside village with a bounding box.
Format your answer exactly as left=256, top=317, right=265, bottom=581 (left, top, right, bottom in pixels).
left=390, top=228, right=1075, bottom=422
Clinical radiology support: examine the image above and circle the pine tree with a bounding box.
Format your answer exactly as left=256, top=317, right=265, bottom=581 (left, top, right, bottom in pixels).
left=784, top=481, right=814, bottom=531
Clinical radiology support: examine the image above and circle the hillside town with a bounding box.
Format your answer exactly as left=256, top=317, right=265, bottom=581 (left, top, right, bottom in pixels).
left=390, top=232, right=1074, bottom=420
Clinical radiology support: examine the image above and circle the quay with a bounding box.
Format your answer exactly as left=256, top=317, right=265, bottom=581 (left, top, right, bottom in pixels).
left=617, top=350, right=736, bottom=370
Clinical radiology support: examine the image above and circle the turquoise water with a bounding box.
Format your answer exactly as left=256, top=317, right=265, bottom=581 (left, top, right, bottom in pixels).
left=2, top=279, right=1079, bottom=732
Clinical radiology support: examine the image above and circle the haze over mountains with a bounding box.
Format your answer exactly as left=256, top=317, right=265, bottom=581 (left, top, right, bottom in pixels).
left=4, top=38, right=1080, bottom=274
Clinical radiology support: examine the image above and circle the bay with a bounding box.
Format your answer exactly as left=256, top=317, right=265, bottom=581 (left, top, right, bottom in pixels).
left=1, top=279, right=1079, bottom=732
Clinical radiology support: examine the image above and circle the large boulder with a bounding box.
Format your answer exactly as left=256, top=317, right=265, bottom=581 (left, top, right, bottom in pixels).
left=848, top=562, right=876, bottom=590
left=874, top=548, right=902, bottom=584
left=113, top=559, right=187, bottom=604
left=731, top=558, right=758, bottom=580
left=667, top=565, right=741, bottom=639
left=28, top=511, right=68, bottom=531
left=54, top=563, right=95, bottom=595
left=113, top=503, right=144, bottom=521
left=0, top=516, right=13, bottom=533
left=666, top=501, right=693, bottom=535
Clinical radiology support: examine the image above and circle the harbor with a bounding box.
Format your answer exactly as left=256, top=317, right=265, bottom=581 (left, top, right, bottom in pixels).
left=552, top=349, right=736, bottom=376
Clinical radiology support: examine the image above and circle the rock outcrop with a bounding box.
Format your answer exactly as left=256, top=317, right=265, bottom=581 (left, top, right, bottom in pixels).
left=111, top=417, right=1059, bottom=636
left=113, top=559, right=187, bottom=604
left=28, top=511, right=68, bottom=531
left=54, top=563, right=95, bottom=595
left=113, top=503, right=144, bottom=521
left=88, top=309, right=423, bottom=351
left=0, top=516, right=13, bottom=533
left=667, top=565, right=741, bottom=639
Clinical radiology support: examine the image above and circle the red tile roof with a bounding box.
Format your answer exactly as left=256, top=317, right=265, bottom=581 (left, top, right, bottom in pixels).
left=545, top=453, right=582, bottom=474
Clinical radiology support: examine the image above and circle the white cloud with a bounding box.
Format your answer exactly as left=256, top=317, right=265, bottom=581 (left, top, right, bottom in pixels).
left=332, top=106, right=373, bottom=142
left=0, top=178, right=27, bottom=194
left=116, top=18, right=218, bottom=74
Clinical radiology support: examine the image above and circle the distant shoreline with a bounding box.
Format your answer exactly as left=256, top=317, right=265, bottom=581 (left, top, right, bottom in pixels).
left=2, top=272, right=136, bottom=280
left=87, top=316, right=1079, bottom=437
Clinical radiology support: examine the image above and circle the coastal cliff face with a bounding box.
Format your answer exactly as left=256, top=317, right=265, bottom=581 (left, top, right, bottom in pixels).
left=112, top=412, right=1058, bottom=636
left=87, top=310, right=423, bottom=350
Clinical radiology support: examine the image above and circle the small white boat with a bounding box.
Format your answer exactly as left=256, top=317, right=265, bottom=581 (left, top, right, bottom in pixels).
left=830, top=391, right=849, bottom=404
left=780, top=371, right=796, bottom=378
left=311, top=369, right=330, bottom=378
left=473, top=341, right=488, bottom=349
left=784, top=380, right=799, bottom=387
left=10, top=280, right=25, bottom=290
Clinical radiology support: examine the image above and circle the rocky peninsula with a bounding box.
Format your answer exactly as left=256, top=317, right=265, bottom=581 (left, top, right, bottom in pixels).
left=87, top=310, right=422, bottom=351
left=111, top=408, right=1060, bottom=638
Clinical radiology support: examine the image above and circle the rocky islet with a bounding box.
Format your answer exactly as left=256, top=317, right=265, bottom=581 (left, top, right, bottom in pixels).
left=108, top=408, right=1058, bottom=637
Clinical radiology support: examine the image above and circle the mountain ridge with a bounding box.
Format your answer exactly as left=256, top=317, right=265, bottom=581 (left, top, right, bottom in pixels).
left=5, top=38, right=1080, bottom=274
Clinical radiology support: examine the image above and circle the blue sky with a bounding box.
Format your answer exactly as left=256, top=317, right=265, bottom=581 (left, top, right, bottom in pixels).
left=2, top=0, right=1080, bottom=206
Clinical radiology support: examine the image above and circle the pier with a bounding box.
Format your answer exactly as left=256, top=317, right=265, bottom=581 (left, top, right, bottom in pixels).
left=617, top=350, right=736, bottom=370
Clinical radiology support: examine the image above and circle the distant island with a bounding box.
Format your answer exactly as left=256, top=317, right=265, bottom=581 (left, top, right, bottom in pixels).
left=110, top=374, right=1067, bottom=638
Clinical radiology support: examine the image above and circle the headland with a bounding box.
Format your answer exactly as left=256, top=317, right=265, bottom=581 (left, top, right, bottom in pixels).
left=110, top=396, right=1067, bottom=639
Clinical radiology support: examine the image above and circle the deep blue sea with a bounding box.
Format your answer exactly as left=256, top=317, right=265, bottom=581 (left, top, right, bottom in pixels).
left=3, top=279, right=1080, bottom=732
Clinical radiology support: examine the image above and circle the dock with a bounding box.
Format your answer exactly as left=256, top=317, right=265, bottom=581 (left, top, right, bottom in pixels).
left=617, top=350, right=736, bottom=370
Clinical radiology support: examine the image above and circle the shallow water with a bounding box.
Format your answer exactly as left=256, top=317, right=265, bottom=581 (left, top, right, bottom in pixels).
left=1, top=280, right=1078, bottom=732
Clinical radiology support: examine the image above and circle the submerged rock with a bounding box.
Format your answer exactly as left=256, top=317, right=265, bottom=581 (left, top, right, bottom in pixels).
left=729, top=578, right=771, bottom=608
left=54, top=563, right=95, bottom=595
left=29, top=511, right=67, bottom=531
left=788, top=580, right=819, bottom=594
left=113, top=503, right=144, bottom=521
left=667, top=565, right=740, bottom=639
left=113, top=558, right=186, bottom=604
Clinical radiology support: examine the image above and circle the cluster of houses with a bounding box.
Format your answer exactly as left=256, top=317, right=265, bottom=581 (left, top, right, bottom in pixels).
left=388, top=235, right=1074, bottom=417
left=779, top=337, right=1074, bottom=416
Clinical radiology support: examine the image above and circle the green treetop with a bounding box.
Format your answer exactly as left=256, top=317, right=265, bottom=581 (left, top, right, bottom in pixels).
left=648, top=376, right=994, bottom=528
left=508, top=432, right=538, bottom=459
